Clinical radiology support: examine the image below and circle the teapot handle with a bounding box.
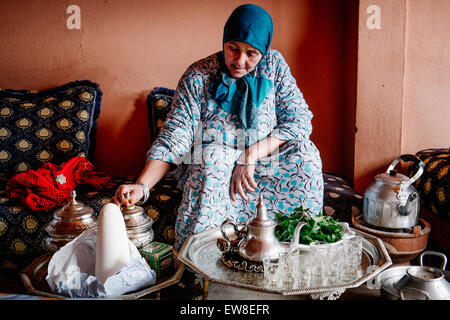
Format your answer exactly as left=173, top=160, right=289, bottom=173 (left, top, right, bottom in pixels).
left=220, top=220, right=239, bottom=252
left=387, top=154, right=425, bottom=193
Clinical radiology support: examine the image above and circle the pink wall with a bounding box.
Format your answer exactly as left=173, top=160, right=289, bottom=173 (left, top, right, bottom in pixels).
left=355, top=0, right=407, bottom=192
left=2, top=0, right=447, bottom=191
left=0, top=0, right=346, bottom=177
left=354, top=0, right=450, bottom=193
left=402, top=0, right=450, bottom=154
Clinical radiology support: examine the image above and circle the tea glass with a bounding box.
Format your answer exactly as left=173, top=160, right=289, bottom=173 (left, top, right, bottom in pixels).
left=341, top=235, right=363, bottom=282
left=263, top=256, right=283, bottom=289
left=325, top=242, right=344, bottom=285
left=281, top=249, right=300, bottom=290
left=297, top=248, right=313, bottom=288
left=309, top=242, right=329, bottom=286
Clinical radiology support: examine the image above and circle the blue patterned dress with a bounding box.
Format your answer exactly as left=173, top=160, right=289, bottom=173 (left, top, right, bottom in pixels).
left=148, top=49, right=323, bottom=251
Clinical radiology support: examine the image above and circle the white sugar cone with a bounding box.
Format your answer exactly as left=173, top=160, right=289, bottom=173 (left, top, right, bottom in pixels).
left=95, top=203, right=131, bottom=284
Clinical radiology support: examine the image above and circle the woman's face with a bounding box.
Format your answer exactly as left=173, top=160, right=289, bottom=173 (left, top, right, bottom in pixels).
left=224, top=41, right=262, bottom=78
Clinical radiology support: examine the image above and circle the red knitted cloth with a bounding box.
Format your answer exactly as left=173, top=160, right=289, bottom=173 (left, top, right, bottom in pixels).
left=5, top=156, right=115, bottom=211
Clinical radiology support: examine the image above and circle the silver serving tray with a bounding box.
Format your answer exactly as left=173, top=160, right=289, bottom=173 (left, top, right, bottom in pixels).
left=20, top=252, right=185, bottom=300
left=178, top=227, right=392, bottom=297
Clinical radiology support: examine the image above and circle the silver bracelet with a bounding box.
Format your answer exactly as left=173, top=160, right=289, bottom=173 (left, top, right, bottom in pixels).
left=236, top=160, right=257, bottom=166
left=135, top=182, right=150, bottom=205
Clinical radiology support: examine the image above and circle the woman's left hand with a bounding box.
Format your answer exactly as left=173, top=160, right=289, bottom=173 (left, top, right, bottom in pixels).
left=230, top=163, right=258, bottom=202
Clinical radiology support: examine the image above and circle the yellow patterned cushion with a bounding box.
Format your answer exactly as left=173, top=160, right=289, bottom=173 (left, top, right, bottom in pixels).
left=0, top=80, right=102, bottom=188
left=146, top=87, right=175, bottom=144
left=409, top=148, right=449, bottom=222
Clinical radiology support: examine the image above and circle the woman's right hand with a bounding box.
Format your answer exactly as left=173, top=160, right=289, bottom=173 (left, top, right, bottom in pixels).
left=111, top=159, right=171, bottom=208
left=112, top=184, right=144, bottom=208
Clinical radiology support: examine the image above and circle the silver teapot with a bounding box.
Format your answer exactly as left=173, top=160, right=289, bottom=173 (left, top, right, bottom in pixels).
left=220, top=195, right=283, bottom=262
left=363, top=154, right=425, bottom=229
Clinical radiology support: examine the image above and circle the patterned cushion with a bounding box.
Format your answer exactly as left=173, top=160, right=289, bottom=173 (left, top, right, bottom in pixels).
left=146, top=87, right=175, bottom=145
left=1, top=84, right=182, bottom=277
left=408, top=148, right=449, bottom=222
left=323, top=173, right=363, bottom=223
left=0, top=176, right=181, bottom=276
left=0, top=194, right=53, bottom=276
left=0, top=80, right=102, bottom=189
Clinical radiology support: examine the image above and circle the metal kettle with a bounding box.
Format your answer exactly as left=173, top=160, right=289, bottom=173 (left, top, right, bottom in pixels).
left=363, top=154, right=425, bottom=229
left=220, top=195, right=283, bottom=262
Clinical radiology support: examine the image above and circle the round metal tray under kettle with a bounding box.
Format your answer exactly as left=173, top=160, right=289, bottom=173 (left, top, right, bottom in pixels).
left=367, top=251, right=450, bottom=300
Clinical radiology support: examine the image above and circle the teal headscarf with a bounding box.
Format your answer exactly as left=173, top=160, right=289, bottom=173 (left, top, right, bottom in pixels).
left=209, top=4, right=274, bottom=130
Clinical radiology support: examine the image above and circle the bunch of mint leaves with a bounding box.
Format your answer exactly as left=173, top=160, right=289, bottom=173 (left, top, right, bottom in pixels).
left=274, top=207, right=344, bottom=244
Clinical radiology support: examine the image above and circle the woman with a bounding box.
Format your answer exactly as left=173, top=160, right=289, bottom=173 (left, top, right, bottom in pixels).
left=114, top=4, right=323, bottom=251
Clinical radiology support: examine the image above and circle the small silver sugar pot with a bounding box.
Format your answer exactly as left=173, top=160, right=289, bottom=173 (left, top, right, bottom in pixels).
left=121, top=193, right=154, bottom=249
left=394, top=251, right=450, bottom=300
left=45, top=190, right=96, bottom=252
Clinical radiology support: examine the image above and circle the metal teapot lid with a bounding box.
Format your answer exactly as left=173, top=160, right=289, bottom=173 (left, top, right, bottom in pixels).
left=375, top=170, right=408, bottom=185
left=121, top=193, right=154, bottom=248
left=247, top=195, right=276, bottom=228
left=53, top=190, right=94, bottom=220
left=45, top=190, right=95, bottom=231
left=45, top=190, right=96, bottom=251
left=121, top=193, right=153, bottom=229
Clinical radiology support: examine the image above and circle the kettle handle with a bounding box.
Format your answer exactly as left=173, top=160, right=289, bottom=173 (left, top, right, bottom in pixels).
left=387, top=154, right=425, bottom=192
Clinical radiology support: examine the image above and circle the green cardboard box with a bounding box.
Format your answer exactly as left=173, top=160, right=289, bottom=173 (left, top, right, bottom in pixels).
left=139, top=242, right=174, bottom=277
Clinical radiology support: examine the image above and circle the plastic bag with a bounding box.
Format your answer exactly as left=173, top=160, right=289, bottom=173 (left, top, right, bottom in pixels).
left=46, top=229, right=156, bottom=298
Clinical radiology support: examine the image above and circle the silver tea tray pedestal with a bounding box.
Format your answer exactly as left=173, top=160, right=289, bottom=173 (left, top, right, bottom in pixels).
left=177, top=227, right=392, bottom=300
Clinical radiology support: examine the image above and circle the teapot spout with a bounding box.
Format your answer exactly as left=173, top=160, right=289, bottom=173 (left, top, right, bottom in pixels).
left=291, top=222, right=306, bottom=247
left=398, top=192, right=418, bottom=216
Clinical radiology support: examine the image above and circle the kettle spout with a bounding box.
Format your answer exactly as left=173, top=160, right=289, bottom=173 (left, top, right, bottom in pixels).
left=398, top=192, right=418, bottom=216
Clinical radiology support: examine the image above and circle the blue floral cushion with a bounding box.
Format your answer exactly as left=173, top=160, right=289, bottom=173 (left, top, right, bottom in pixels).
left=0, top=80, right=102, bottom=189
